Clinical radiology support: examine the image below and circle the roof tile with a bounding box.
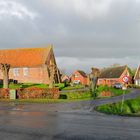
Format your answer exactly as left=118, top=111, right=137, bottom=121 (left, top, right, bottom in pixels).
left=99, top=66, right=127, bottom=78
left=0, top=45, right=52, bottom=67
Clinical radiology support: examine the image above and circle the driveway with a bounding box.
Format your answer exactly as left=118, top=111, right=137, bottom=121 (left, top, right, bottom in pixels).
left=0, top=88, right=140, bottom=140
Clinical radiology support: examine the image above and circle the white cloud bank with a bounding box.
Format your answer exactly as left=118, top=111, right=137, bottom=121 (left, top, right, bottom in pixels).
left=56, top=56, right=139, bottom=74
left=0, top=0, right=139, bottom=73
left=44, top=0, right=112, bottom=20
left=0, top=0, right=37, bottom=20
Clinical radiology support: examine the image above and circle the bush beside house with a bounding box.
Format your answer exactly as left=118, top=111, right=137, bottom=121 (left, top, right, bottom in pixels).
left=96, top=85, right=130, bottom=97
left=0, top=87, right=60, bottom=99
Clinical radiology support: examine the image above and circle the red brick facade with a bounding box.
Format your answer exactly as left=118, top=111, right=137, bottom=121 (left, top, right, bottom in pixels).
left=97, top=66, right=130, bottom=86
left=0, top=46, right=61, bottom=84
left=71, top=70, right=87, bottom=85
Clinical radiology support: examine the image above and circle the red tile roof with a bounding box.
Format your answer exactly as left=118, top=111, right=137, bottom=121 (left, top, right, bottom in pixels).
left=99, top=66, right=127, bottom=78
left=0, top=45, right=52, bottom=68
left=77, top=70, right=87, bottom=77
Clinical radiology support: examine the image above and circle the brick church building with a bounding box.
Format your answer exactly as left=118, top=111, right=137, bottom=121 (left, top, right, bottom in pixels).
left=0, top=45, right=61, bottom=84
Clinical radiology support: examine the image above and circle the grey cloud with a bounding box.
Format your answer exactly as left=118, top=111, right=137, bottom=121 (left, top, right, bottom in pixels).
left=56, top=56, right=139, bottom=75
left=0, top=0, right=140, bottom=72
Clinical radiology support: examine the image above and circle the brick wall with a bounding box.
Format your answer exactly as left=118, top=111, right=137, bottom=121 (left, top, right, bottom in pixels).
left=0, top=66, right=50, bottom=84
left=97, top=78, right=120, bottom=86
left=71, top=71, right=87, bottom=85
left=97, top=68, right=131, bottom=86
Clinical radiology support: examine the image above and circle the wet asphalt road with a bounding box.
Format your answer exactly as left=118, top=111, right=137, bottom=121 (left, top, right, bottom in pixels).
left=0, top=89, right=140, bottom=140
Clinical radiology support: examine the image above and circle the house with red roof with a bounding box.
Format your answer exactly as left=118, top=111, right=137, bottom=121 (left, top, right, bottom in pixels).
left=71, top=70, right=88, bottom=85
left=134, top=65, right=140, bottom=86
left=97, top=65, right=130, bottom=86
left=61, top=74, right=70, bottom=83
left=0, top=45, right=61, bottom=84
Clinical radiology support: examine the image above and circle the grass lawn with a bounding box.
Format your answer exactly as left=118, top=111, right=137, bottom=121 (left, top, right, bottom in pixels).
left=59, top=91, right=92, bottom=99
left=0, top=83, right=86, bottom=91
left=9, top=83, right=49, bottom=89
left=0, top=97, right=93, bottom=104
left=0, top=83, right=65, bottom=89
left=61, top=84, right=85, bottom=90
left=0, top=83, right=93, bottom=103
left=96, top=85, right=130, bottom=97
left=96, top=97, right=140, bottom=116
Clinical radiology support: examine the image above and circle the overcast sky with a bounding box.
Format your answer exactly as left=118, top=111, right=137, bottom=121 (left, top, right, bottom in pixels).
left=0, top=0, right=140, bottom=74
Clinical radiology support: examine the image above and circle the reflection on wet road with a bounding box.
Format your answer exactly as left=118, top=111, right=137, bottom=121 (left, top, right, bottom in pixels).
left=0, top=101, right=140, bottom=140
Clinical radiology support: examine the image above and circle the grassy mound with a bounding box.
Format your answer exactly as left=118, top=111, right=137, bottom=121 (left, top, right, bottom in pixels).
left=96, top=97, right=140, bottom=116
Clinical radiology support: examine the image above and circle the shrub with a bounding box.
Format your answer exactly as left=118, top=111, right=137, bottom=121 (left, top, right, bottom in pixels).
left=0, top=87, right=60, bottom=99
left=16, top=87, right=60, bottom=99
left=0, top=89, right=9, bottom=99
left=55, top=83, right=65, bottom=90
left=96, top=85, right=110, bottom=93
left=101, top=91, right=111, bottom=97
left=96, top=85, right=130, bottom=97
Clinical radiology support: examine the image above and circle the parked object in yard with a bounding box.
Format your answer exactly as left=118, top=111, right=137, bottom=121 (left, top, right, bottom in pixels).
left=73, top=80, right=80, bottom=84
left=113, top=83, right=122, bottom=89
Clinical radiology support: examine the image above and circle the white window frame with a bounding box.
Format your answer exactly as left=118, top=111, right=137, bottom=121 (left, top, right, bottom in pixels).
left=23, top=68, right=29, bottom=76
left=13, top=68, right=19, bottom=76
left=75, top=74, right=79, bottom=78
left=74, top=80, right=80, bottom=84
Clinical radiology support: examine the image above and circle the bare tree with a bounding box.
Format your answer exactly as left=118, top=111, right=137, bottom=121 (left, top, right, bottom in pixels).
left=48, top=64, right=56, bottom=88
left=90, top=67, right=100, bottom=98
left=0, top=64, right=10, bottom=88
left=0, top=63, right=10, bottom=89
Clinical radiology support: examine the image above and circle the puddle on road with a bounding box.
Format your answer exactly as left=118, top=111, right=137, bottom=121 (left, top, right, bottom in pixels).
left=0, top=110, right=61, bottom=129
left=1, top=117, right=47, bottom=128
left=11, top=105, right=24, bottom=111
left=2, top=110, right=45, bottom=118
left=0, top=109, right=48, bottom=128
